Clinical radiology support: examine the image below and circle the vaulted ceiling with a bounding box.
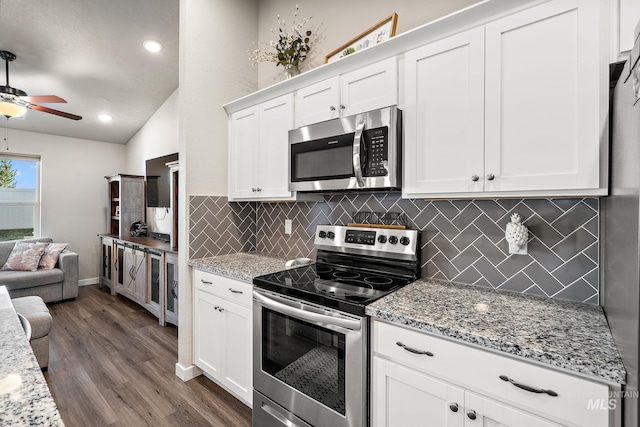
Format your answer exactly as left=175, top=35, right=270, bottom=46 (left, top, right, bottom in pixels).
left=0, top=0, right=179, bottom=144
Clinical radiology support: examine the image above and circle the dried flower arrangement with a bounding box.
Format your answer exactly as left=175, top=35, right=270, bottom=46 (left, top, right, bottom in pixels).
left=247, top=5, right=314, bottom=69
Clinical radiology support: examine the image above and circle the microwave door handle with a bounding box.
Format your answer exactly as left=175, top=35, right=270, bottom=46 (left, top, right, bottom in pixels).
left=352, top=117, right=366, bottom=187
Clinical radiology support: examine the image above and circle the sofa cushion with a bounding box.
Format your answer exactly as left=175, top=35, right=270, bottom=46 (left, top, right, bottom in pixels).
left=11, top=296, right=52, bottom=339
left=38, top=243, right=68, bottom=270
left=0, top=238, right=53, bottom=267
left=1, top=242, right=49, bottom=271
left=1, top=268, right=64, bottom=289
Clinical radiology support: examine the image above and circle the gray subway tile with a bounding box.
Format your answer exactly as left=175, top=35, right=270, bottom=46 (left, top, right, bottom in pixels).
left=551, top=279, right=597, bottom=303
left=553, top=228, right=597, bottom=261
left=552, top=254, right=597, bottom=286
left=552, top=202, right=597, bottom=236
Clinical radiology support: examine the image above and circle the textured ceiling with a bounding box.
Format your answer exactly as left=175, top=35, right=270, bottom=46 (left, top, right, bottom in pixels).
left=0, top=0, right=179, bottom=144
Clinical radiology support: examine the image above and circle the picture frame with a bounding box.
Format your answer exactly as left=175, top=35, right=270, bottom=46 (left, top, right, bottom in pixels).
left=325, top=13, right=398, bottom=64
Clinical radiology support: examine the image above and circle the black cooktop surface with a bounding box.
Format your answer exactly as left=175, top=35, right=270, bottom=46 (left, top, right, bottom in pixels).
left=253, top=262, right=414, bottom=316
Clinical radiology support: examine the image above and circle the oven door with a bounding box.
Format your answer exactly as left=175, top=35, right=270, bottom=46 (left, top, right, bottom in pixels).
left=253, top=288, right=367, bottom=427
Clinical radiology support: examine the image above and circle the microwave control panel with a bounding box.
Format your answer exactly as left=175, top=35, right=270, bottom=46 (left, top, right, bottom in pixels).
left=365, top=126, right=388, bottom=177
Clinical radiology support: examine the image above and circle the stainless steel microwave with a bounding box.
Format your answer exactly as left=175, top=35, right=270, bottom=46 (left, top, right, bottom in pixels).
left=288, top=106, right=401, bottom=192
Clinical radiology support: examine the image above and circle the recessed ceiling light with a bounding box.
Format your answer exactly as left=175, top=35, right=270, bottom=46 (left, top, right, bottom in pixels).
left=143, top=40, right=163, bottom=53
left=98, top=114, right=113, bottom=122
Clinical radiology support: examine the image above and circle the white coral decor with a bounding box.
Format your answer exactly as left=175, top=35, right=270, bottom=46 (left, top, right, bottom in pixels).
left=505, top=213, right=529, bottom=253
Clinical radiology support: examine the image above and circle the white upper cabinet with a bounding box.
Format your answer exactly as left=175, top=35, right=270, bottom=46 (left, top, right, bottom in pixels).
left=484, top=0, right=605, bottom=194
left=403, top=27, right=486, bottom=196
left=294, top=57, right=397, bottom=128
left=403, top=0, right=608, bottom=199
left=294, top=76, right=340, bottom=127
left=229, top=93, right=296, bottom=201
left=612, top=0, right=640, bottom=61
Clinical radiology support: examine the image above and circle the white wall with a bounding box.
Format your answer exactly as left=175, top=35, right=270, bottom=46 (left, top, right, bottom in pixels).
left=126, top=88, right=179, bottom=174
left=255, top=0, right=481, bottom=88
left=3, top=128, right=126, bottom=282
left=177, top=0, right=259, bottom=379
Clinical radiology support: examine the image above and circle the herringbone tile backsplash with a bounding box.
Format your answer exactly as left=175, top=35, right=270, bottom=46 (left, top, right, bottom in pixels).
left=190, top=194, right=599, bottom=304
left=189, top=196, right=256, bottom=258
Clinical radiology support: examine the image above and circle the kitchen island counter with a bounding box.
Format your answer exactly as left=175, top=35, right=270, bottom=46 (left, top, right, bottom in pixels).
left=189, top=252, right=291, bottom=283
left=367, top=278, right=626, bottom=385
left=0, top=286, right=64, bottom=426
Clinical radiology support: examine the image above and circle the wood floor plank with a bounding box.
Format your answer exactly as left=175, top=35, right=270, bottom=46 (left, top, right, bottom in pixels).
left=44, top=285, right=252, bottom=427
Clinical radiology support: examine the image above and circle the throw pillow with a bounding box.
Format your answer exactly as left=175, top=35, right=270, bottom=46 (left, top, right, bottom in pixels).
left=1, top=242, right=49, bottom=271
left=38, top=243, right=69, bottom=270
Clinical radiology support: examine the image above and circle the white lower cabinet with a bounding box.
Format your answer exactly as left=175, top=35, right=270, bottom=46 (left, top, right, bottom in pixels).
left=371, top=320, right=616, bottom=427
left=193, top=269, right=252, bottom=406
left=373, top=357, right=465, bottom=426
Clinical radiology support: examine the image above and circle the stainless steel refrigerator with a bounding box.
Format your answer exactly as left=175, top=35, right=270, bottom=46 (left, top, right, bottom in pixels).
left=603, top=54, right=640, bottom=426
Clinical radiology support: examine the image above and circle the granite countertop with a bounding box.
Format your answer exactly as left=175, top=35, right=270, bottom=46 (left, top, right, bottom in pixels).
left=367, top=278, right=626, bottom=385
left=0, top=287, right=64, bottom=426
left=189, top=252, right=292, bottom=283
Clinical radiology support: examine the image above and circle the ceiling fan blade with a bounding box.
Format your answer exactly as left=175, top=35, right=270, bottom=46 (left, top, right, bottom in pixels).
left=29, top=105, right=82, bottom=121
left=21, top=95, right=67, bottom=104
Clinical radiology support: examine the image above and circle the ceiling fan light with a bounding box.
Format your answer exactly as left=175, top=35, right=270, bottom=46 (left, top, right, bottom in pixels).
left=98, top=114, right=113, bottom=122
left=143, top=40, right=163, bottom=53
left=0, top=101, right=27, bottom=118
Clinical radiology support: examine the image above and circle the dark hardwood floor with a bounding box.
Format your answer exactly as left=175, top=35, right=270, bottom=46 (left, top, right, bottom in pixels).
left=44, top=285, right=252, bottom=427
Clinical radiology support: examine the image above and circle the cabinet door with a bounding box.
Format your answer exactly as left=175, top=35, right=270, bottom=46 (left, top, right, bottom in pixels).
left=100, top=237, right=113, bottom=289
left=372, top=357, right=464, bottom=427
left=193, top=289, right=225, bottom=379
left=147, top=252, right=162, bottom=319
left=229, top=106, right=259, bottom=200
left=484, top=0, right=604, bottom=193
left=256, top=94, right=295, bottom=200
left=120, top=177, right=145, bottom=236
left=164, top=253, right=178, bottom=326
left=132, top=249, right=147, bottom=302
left=114, top=243, right=125, bottom=292
left=294, top=76, right=340, bottom=127
left=221, top=300, right=252, bottom=405
left=403, top=28, right=485, bottom=197
left=464, top=391, right=563, bottom=427
left=340, top=57, right=398, bottom=117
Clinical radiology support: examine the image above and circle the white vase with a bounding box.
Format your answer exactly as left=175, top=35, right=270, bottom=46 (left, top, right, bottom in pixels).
left=282, top=64, right=300, bottom=80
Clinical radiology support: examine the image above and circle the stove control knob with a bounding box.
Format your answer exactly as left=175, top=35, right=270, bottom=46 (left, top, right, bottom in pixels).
left=388, top=236, right=398, bottom=245
left=318, top=231, right=327, bottom=238
left=378, top=235, right=387, bottom=244
left=400, top=236, right=411, bottom=246
left=327, top=231, right=336, bottom=240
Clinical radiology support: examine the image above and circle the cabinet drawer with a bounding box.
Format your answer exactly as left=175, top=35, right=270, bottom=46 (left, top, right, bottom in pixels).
left=373, top=321, right=610, bottom=427
left=193, top=269, right=252, bottom=307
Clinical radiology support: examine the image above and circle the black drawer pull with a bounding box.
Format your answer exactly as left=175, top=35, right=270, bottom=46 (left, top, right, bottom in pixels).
left=499, top=375, right=558, bottom=397
left=229, top=288, right=243, bottom=294
left=200, top=279, right=213, bottom=285
left=396, top=341, right=433, bottom=356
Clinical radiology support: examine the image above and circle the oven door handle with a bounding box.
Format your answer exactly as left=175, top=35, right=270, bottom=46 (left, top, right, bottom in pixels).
left=253, top=290, right=362, bottom=331
left=352, top=115, right=366, bottom=188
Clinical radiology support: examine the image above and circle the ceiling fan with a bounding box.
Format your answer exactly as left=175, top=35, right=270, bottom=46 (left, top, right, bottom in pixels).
left=0, top=50, right=82, bottom=121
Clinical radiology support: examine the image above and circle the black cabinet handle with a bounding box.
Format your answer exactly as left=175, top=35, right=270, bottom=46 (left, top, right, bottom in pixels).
left=229, top=288, right=243, bottom=294
left=467, top=410, right=477, bottom=420
left=396, top=341, right=433, bottom=356
left=499, top=375, right=558, bottom=397
left=449, top=402, right=459, bottom=412
left=200, top=279, right=213, bottom=285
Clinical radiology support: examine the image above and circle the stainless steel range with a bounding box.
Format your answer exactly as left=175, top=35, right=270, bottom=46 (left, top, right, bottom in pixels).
left=252, top=224, right=420, bottom=427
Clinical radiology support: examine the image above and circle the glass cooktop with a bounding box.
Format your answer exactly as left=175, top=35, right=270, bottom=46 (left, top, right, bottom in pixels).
left=253, top=263, right=413, bottom=316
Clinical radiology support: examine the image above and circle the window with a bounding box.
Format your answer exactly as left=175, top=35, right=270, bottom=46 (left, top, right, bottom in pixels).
left=0, top=155, right=40, bottom=241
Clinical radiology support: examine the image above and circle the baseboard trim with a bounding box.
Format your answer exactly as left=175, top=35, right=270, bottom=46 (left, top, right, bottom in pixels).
left=175, top=363, right=202, bottom=382
left=79, top=277, right=100, bottom=286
